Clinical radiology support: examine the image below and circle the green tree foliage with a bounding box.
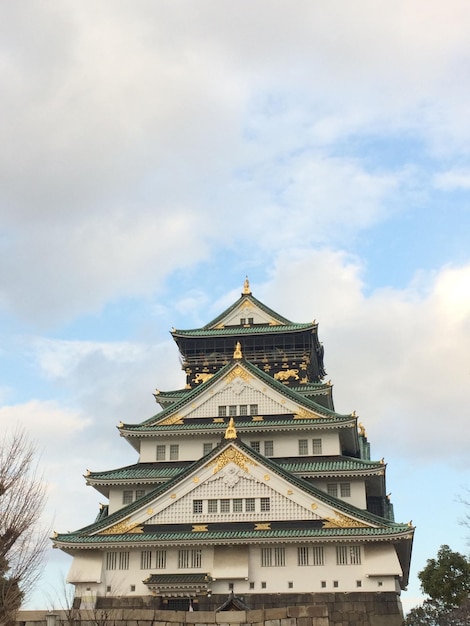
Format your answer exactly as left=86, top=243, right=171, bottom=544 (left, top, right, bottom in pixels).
left=0, top=428, right=48, bottom=625
left=405, top=545, right=470, bottom=626
left=418, top=545, right=470, bottom=609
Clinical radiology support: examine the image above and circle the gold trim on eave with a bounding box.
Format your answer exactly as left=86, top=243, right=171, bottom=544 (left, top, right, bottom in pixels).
left=100, top=519, right=143, bottom=535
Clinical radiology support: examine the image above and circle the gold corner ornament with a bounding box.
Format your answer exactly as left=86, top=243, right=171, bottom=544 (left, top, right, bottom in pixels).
left=243, top=276, right=251, bottom=294
left=233, top=341, right=243, bottom=359
left=322, top=513, right=368, bottom=529
left=101, top=519, right=143, bottom=535
left=224, top=417, right=237, bottom=439
left=358, top=422, right=367, bottom=437
left=159, top=414, right=184, bottom=426
left=224, top=364, right=253, bottom=384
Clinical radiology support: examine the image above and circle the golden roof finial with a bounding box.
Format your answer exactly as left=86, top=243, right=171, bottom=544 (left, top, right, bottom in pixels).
left=243, top=276, right=251, bottom=295
left=233, top=341, right=243, bottom=359
left=224, top=417, right=237, bottom=439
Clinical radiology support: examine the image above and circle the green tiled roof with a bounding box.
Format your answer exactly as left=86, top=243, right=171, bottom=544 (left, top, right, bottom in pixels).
left=172, top=323, right=315, bottom=338
left=121, top=359, right=351, bottom=433
left=202, top=294, right=293, bottom=328
left=145, top=573, right=210, bottom=585
left=86, top=457, right=384, bottom=484
left=56, top=439, right=403, bottom=542
left=54, top=524, right=412, bottom=546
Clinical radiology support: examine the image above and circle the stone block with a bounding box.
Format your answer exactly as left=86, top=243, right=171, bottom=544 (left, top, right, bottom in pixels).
left=265, top=607, right=287, bottom=620
left=264, top=619, right=281, bottom=626
left=297, top=617, right=312, bottom=626
left=186, top=611, right=215, bottom=623
left=280, top=617, right=297, bottom=626
left=215, top=611, right=247, bottom=624
left=246, top=609, right=265, bottom=623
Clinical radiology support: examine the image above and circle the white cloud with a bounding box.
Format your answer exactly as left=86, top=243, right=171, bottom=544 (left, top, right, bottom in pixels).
left=434, top=169, right=470, bottom=190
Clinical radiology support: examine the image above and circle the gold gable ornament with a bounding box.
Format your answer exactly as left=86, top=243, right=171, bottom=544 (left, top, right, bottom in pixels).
left=243, top=276, right=251, bottom=295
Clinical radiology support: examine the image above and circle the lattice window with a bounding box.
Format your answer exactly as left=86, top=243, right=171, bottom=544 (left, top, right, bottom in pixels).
left=218, top=406, right=227, bottom=417
left=156, top=445, right=166, bottom=461
left=250, top=404, right=258, bottom=415
left=229, top=405, right=237, bottom=416
left=299, top=439, right=308, bottom=455
left=208, top=499, right=218, bottom=513
left=123, top=490, right=133, bottom=504
left=140, top=551, right=152, bottom=569
left=136, top=489, right=146, bottom=499
left=312, top=438, right=322, bottom=454
left=327, top=483, right=338, bottom=497
left=250, top=441, right=260, bottom=452
left=340, top=483, right=351, bottom=497
left=239, top=405, right=247, bottom=416
left=203, top=442, right=213, bottom=455
left=233, top=498, right=243, bottom=512
left=193, top=499, right=203, bottom=514
left=220, top=499, right=230, bottom=513
left=260, top=497, right=270, bottom=512
left=170, top=444, right=179, bottom=460
left=245, top=498, right=255, bottom=512
left=264, top=440, right=274, bottom=456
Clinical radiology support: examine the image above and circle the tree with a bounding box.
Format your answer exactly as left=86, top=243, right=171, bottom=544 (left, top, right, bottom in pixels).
left=0, top=427, right=48, bottom=625
left=418, top=544, right=470, bottom=609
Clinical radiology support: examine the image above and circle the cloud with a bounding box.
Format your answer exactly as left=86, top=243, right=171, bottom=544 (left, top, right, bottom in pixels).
left=434, top=169, right=470, bottom=190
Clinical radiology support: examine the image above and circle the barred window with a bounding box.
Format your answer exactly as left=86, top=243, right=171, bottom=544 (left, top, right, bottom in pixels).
left=299, top=439, right=309, bottom=455
left=135, top=489, right=146, bottom=500
left=327, top=483, right=338, bottom=497
left=155, top=550, right=166, bottom=569
left=350, top=546, right=361, bottom=564
left=233, top=498, right=243, bottom=512
left=245, top=498, right=255, bottom=512
left=312, top=438, right=322, bottom=454
left=261, top=547, right=272, bottom=567
left=298, top=546, right=309, bottom=566
left=156, top=445, right=166, bottom=461
left=250, top=404, right=258, bottom=415
left=274, top=547, right=285, bottom=567
left=312, top=546, right=324, bottom=566
left=203, top=442, right=213, bottom=455
left=229, top=405, right=237, bottom=416
left=220, top=499, right=230, bottom=513
left=191, top=549, right=202, bottom=568
left=118, top=552, right=129, bottom=570
left=106, top=552, right=117, bottom=570
left=123, top=490, right=133, bottom=504
left=170, top=444, right=179, bottom=460
left=264, top=440, right=274, bottom=456
left=340, top=483, right=351, bottom=497
left=250, top=441, right=260, bottom=452
left=178, top=549, right=190, bottom=569
left=239, top=405, right=248, bottom=416
left=140, top=550, right=152, bottom=569
left=218, top=405, right=227, bottom=417
left=260, top=497, right=270, bottom=512
left=208, top=499, right=218, bottom=513
left=193, top=499, right=203, bottom=514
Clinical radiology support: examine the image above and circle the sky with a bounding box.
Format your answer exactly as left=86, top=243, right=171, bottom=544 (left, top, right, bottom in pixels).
left=0, top=0, right=469, bottom=615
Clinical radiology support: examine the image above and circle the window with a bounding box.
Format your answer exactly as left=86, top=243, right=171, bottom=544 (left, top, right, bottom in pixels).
left=299, top=439, right=308, bottom=455
left=312, top=546, right=324, bottom=566
left=170, top=444, right=179, bottom=460
left=203, top=442, right=213, bottom=455
left=340, top=483, right=351, bottom=497
left=264, top=440, right=274, bottom=456
left=123, top=490, right=133, bottom=504
left=136, top=489, right=146, bottom=500
left=218, top=405, right=227, bottom=417
left=193, top=499, right=203, bottom=514
left=250, top=404, right=258, bottom=415
left=327, top=483, right=338, bottom=497
left=240, top=318, right=246, bottom=325
left=298, top=546, right=309, bottom=566
left=248, top=317, right=254, bottom=325
left=250, top=441, right=260, bottom=452
left=220, top=499, right=230, bottom=513
left=229, top=405, right=237, bottom=416
left=208, top=499, right=218, bottom=513
left=156, top=445, right=166, bottom=461
left=130, top=585, right=136, bottom=592
left=312, top=438, right=322, bottom=454
left=106, top=552, right=117, bottom=570
left=260, top=497, right=270, bottom=512
left=245, top=498, right=255, bottom=512
left=333, top=580, right=339, bottom=588
left=119, top=552, right=129, bottom=570
left=261, top=547, right=272, bottom=567
left=336, top=545, right=361, bottom=565
left=249, top=582, right=255, bottom=590
left=178, top=549, right=200, bottom=569
left=261, top=582, right=267, bottom=589
left=288, top=582, right=293, bottom=589
left=321, top=581, right=326, bottom=588
left=228, top=583, right=234, bottom=591
left=140, top=551, right=152, bottom=569
left=233, top=498, right=243, bottom=512
left=155, top=550, right=166, bottom=569
left=239, top=405, right=248, bottom=416
left=356, top=580, right=362, bottom=588
left=275, top=547, right=285, bottom=566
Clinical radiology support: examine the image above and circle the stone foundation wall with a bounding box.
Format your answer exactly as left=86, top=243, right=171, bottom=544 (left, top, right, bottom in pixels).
left=14, top=594, right=404, bottom=626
